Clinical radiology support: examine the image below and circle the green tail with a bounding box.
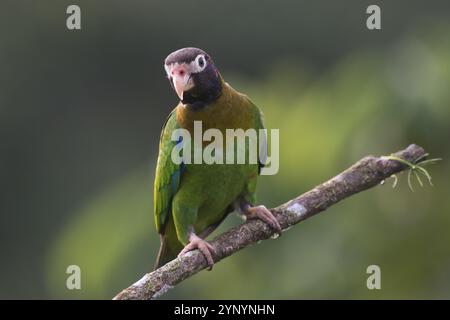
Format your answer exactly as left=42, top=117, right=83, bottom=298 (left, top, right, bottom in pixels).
left=154, top=219, right=183, bottom=270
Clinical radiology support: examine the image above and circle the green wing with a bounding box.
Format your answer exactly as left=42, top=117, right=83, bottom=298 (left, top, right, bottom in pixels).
left=246, top=97, right=267, bottom=174
left=239, top=97, right=267, bottom=205
left=153, top=108, right=183, bottom=234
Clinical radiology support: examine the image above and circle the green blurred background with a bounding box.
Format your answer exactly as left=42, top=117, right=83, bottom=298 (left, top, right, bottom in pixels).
left=1, top=0, right=449, bottom=299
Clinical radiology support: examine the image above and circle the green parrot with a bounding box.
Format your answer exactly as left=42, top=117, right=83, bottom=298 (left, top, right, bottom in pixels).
left=153, top=48, right=281, bottom=269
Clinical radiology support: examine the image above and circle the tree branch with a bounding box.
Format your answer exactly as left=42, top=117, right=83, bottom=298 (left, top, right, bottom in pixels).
left=114, top=144, right=426, bottom=300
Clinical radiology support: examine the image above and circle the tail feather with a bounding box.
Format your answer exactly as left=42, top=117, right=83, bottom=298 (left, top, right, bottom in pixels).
left=154, top=234, right=183, bottom=270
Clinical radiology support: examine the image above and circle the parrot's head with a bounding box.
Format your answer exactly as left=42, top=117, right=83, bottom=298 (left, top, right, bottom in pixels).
left=164, top=47, right=222, bottom=109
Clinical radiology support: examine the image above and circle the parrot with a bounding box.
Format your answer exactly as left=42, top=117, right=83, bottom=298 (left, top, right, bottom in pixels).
left=153, top=47, right=281, bottom=270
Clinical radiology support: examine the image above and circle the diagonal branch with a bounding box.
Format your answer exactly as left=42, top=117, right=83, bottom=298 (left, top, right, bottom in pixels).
left=114, top=144, right=426, bottom=300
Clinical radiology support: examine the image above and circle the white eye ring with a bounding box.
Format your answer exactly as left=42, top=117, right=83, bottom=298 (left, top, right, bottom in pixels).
left=195, top=54, right=207, bottom=71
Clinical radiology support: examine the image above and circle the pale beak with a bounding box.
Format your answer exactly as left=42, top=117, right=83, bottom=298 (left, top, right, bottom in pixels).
left=172, top=69, right=191, bottom=101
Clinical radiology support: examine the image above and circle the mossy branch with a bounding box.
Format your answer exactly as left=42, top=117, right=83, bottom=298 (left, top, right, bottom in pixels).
left=114, top=144, right=434, bottom=300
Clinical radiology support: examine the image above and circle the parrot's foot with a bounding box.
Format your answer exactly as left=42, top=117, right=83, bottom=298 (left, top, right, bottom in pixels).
left=178, top=233, right=216, bottom=270
left=245, top=205, right=282, bottom=234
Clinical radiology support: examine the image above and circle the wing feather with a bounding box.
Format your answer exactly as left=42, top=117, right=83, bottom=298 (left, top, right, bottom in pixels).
left=153, top=108, right=183, bottom=234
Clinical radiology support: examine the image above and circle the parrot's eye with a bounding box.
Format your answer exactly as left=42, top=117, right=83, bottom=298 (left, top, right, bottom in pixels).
left=195, top=55, right=206, bottom=71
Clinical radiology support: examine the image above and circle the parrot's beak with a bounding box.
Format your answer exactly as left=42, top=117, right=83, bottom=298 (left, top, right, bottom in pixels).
left=173, top=74, right=189, bottom=100
left=171, top=66, right=192, bottom=101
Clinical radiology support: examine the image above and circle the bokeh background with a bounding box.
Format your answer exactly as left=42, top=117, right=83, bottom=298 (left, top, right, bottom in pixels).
left=1, top=0, right=449, bottom=299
